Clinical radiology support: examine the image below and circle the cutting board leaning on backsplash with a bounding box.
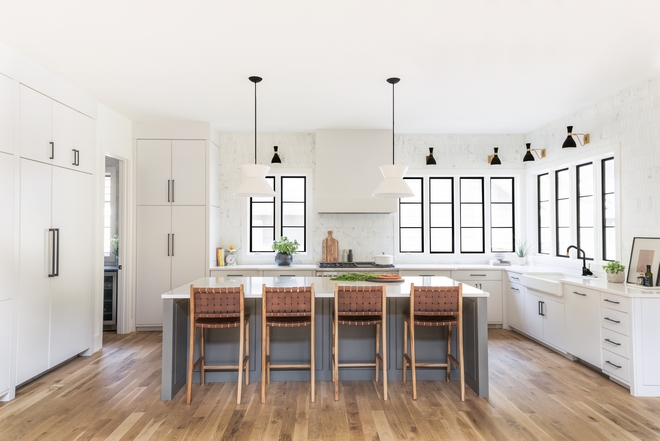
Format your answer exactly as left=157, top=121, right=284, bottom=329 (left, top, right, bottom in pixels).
left=322, top=231, right=338, bottom=262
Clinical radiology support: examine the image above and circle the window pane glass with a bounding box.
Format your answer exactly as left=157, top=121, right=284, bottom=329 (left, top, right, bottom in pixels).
left=578, top=163, right=594, bottom=196
left=491, top=179, right=513, bottom=203
left=538, top=174, right=549, bottom=200
left=400, top=204, right=422, bottom=228
left=251, top=203, right=274, bottom=226
left=491, top=204, right=513, bottom=228
left=401, top=229, right=423, bottom=252
left=430, top=178, right=452, bottom=203
left=556, top=169, right=570, bottom=198
left=604, top=227, right=616, bottom=261
left=539, top=201, right=550, bottom=227
left=492, top=228, right=513, bottom=252
left=281, top=227, right=305, bottom=252
left=282, top=203, right=304, bottom=226
left=604, top=194, right=615, bottom=227
left=579, top=197, right=594, bottom=227
left=430, top=204, right=452, bottom=227
left=557, top=227, right=571, bottom=255
left=430, top=228, right=453, bottom=253
left=557, top=199, right=571, bottom=226
left=540, top=227, right=550, bottom=254
left=460, top=179, right=482, bottom=203
left=402, top=178, right=422, bottom=203
left=282, top=177, right=305, bottom=202
left=603, top=158, right=614, bottom=193
left=461, top=204, right=483, bottom=227
left=252, top=228, right=274, bottom=252
left=580, top=227, right=594, bottom=258
left=461, top=229, right=483, bottom=252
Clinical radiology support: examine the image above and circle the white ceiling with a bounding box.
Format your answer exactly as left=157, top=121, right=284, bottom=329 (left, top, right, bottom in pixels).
left=1, top=0, right=660, bottom=134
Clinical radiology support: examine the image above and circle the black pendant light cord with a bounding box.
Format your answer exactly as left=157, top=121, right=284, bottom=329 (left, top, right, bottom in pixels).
left=249, top=76, right=262, bottom=165
left=387, top=77, right=400, bottom=165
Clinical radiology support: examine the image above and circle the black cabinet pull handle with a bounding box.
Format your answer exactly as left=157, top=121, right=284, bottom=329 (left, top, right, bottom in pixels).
left=510, top=287, right=519, bottom=291
left=75, top=149, right=80, bottom=166
left=72, top=149, right=76, bottom=165
left=171, top=233, right=174, bottom=256
left=573, top=291, right=587, bottom=296
left=604, top=317, right=621, bottom=324
left=171, top=180, right=175, bottom=202
left=511, top=276, right=520, bottom=280
left=605, top=360, right=622, bottom=369
left=167, top=180, right=171, bottom=202
left=539, top=301, right=545, bottom=316
left=604, top=338, right=621, bottom=346
left=55, top=228, right=59, bottom=276
left=470, top=274, right=486, bottom=277
left=49, top=142, right=54, bottom=159
left=48, top=228, right=57, bottom=277
left=604, top=299, right=620, bottom=304
left=167, top=234, right=170, bottom=256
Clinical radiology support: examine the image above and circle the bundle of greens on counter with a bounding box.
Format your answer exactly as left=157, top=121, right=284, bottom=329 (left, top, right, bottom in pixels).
left=330, top=273, right=381, bottom=281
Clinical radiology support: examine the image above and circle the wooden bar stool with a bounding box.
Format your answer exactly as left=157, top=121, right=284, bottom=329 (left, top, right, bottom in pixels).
left=403, top=283, right=464, bottom=401
left=332, top=284, right=387, bottom=401
left=186, top=284, right=250, bottom=405
left=261, top=284, right=315, bottom=403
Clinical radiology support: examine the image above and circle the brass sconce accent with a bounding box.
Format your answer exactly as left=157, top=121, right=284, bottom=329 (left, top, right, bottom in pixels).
left=487, top=147, right=501, bottom=165
left=523, top=143, right=546, bottom=162
left=562, top=126, right=590, bottom=148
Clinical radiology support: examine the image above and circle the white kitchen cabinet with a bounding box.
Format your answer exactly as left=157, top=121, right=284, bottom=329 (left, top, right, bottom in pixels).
left=452, top=270, right=502, bottom=324
left=524, top=288, right=565, bottom=351
left=136, top=139, right=206, bottom=206
left=19, top=85, right=94, bottom=173
left=136, top=205, right=206, bottom=327
left=0, top=153, right=13, bottom=302
left=506, top=272, right=524, bottom=331
left=399, top=270, right=452, bottom=277
left=564, top=285, right=601, bottom=367
left=0, top=74, right=14, bottom=154
left=17, top=159, right=93, bottom=384
left=0, top=299, right=11, bottom=396
left=601, top=293, right=630, bottom=385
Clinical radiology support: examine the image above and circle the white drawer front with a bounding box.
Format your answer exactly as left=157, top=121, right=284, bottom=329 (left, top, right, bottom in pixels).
left=507, top=272, right=523, bottom=284
left=601, top=307, right=629, bottom=336
left=453, top=270, right=502, bottom=281
left=601, top=328, right=629, bottom=359
left=600, top=294, right=629, bottom=314
left=602, top=349, right=630, bottom=383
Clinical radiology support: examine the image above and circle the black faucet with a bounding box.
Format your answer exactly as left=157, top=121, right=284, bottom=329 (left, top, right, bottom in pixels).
left=566, top=245, right=593, bottom=276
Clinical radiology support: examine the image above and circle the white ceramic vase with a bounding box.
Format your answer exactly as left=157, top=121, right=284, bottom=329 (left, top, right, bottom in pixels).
left=518, top=256, right=527, bottom=266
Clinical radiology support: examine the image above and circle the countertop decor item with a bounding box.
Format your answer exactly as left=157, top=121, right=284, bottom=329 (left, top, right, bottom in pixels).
left=234, top=76, right=276, bottom=198
left=627, top=237, right=660, bottom=286
left=272, top=236, right=299, bottom=266
left=372, top=77, right=414, bottom=198
left=375, top=253, right=393, bottom=265
left=322, top=231, right=338, bottom=262
left=603, top=260, right=625, bottom=283
left=514, top=238, right=531, bottom=265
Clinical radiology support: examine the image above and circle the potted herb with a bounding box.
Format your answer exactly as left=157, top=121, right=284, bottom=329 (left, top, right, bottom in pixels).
left=514, top=238, right=532, bottom=266
left=602, top=261, right=626, bottom=283
left=272, top=236, right=300, bottom=266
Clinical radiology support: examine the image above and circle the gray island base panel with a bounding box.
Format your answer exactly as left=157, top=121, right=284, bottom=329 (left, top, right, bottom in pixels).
left=161, top=277, right=489, bottom=401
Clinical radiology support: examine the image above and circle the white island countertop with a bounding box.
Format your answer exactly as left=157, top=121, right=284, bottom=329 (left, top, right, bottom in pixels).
left=162, top=276, right=488, bottom=299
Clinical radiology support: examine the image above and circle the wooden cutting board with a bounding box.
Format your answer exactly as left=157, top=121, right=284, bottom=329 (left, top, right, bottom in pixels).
left=322, top=231, right=338, bottom=262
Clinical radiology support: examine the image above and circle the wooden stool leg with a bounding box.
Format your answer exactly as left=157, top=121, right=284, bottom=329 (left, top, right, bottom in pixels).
left=186, top=326, right=195, bottom=405
left=410, top=321, right=417, bottom=401
left=245, top=319, right=250, bottom=385
left=375, top=323, right=380, bottom=382
left=446, top=326, right=452, bottom=382
left=200, top=328, right=206, bottom=386
left=237, top=320, right=245, bottom=405
left=402, top=318, right=408, bottom=382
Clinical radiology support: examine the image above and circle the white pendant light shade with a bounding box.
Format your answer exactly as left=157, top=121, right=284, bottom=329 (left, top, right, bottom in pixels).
left=372, top=165, right=414, bottom=198
left=234, top=164, right=275, bottom=197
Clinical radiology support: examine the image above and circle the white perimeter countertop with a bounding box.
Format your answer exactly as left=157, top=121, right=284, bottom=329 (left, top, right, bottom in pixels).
left=162, top=276, right=488, bottom=299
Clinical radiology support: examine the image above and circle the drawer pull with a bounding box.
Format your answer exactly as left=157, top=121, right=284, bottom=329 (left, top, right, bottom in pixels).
left=604, top=317, right=621, bottom=324
left=573, top=291, right=587, bottom=296
left=605, top=360, right=622, bottom=369
left=511, top=276, right=520, bottom=280
left=470, top=274, right=486, bottom=277
left=604, top=299, right=620, bottom=305
left=510, top=287, right=519, bottom=291
left=604, top=338, right=621, bottom=346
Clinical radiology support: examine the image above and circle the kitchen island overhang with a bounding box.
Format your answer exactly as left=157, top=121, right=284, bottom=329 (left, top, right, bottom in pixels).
left=161, top=276, right=489, bottom=400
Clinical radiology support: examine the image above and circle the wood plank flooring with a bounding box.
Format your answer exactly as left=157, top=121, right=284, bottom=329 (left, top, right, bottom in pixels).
left=2, top=329, right=660, bottom=440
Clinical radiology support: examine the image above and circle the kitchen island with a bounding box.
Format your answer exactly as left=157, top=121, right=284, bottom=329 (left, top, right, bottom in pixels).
left=161, top=276, right=489, bottom=400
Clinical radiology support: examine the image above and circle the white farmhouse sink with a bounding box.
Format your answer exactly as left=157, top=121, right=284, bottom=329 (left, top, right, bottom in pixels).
left=519, top=272, right=564, bottom=297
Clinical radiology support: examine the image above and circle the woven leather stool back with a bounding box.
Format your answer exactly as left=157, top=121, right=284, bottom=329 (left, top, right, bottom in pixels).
left=336, top=285, right=384, bottom=316
left=263, top=286, right=313, bottom=317
left=192, top=287, right=241, bottom=319
left=412, top=285, right=460, bottom=316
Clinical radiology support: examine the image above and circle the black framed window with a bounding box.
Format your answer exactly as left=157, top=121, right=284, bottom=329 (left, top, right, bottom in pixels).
left=400, top=177, right=423, bottom=253
left=429, top=177, right=454, bottom=253
left=281, top=176, right=306, bottom=252
left=538, top=173, right=550, bottom=254
left=490, top=177, right=514, bottom=253
left=250, top=177, right=276, bottom=252
left=576, top=162, right=594, bottom=259
left=555, top=168, right=570, bottom=257
left=602, top=157, right=616, bottom=261
left=460, top=177, right=484, bottom=253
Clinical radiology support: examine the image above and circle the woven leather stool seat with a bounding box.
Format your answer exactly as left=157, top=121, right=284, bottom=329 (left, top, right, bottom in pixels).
left=196, top=315, right=251, bottom=329
left=402, top=312, right=457, bottom=327
left=335, top=314, right=383, bottom=326
left=266, top=316, right=312, bottom=327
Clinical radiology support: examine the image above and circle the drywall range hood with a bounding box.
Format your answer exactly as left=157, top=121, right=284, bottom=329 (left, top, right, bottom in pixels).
left=315, top=129, right=398, bottom=213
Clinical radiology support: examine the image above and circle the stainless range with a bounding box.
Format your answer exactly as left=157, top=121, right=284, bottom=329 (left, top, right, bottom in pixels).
left=316, top=261, right=397, bottom=277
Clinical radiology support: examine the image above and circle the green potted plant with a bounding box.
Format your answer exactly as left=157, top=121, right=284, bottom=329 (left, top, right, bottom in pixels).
left=603, top=261, right=626, bottom=283
left=514, top=238, right=532, bottom=266
left=272, top=236, right=300, bottom=266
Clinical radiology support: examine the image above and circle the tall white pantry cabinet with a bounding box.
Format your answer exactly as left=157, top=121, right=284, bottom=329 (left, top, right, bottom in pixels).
left=16, top=84, right=95, bottom=385
left=136, top=139, right=206, bottom=328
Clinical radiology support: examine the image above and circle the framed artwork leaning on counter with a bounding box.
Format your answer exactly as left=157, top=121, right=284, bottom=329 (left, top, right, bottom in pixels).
left=627, top=237, right=660, bottom=286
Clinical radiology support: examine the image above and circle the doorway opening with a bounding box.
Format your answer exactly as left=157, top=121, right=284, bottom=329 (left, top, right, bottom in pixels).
left=103, top=156, right=121, bottom=332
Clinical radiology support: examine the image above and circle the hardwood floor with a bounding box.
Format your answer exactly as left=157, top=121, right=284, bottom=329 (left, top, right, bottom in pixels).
left=2, top=329, right=660, bottom=440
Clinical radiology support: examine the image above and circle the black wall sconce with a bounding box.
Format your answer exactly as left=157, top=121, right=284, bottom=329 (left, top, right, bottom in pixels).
left=271, top=146, right=281, bottom=163
left=523, top=143, right=546, bottom=162
left=487, top=147, right=501, bottom=165
left=562, top=126, right=590, bottom=148
left=425, top=147, right=436, bottom=165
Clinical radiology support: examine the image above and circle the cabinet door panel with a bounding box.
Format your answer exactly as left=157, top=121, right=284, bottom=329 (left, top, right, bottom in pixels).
left=51, top=101, right=76, bottom=170
left=136, top=206, right=172, bottom=326
left=171, top=140, right=206, bottom=206
left=17, top=159, right=52, bottom=384
left=524, top=291, right=543, bottom=340
left=0, top=299, right=11, bottom=395
left=50, top=168, right=92, bottom=366
left=0, top=74, right=14, bottom=154
left=506, top=283, right=524, bottom=330
left=543, top=298, right=565, bottom=351
left=0, top=153, right=13, bottom=302
left=565, top=287, right=600, bottom=366
left=19, top=86, right=52, bottom=163
left=480, top=280, right=502, bottom=323
left=74, top=112, right=95, bottom=174
left=171, top=206, right=206, bottom=289
left=137, top=140, right=172, bottom=205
